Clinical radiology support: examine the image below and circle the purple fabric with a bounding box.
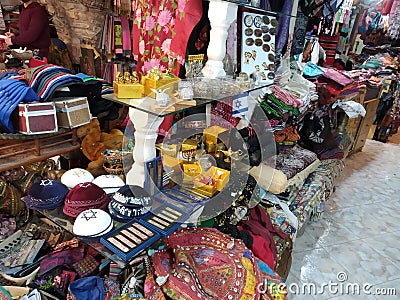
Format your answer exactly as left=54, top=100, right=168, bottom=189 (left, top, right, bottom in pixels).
left=120, top=15, right=131, bottom=52
left=276, top=0, right=293, bottom=52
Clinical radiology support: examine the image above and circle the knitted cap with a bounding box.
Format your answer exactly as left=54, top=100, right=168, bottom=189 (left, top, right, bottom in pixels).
left=73, top=209, right=113, bottom=238
left=92, top=175, right=125, bottom=195
left=108, top=185, right=153, bottom=222
left=25, top=178, right=69, bottom=210
left=63, top=182, right=109, bottom=218
left=111, top=185, right=152, bottom=207
left=61, top=168, right=94, bottom=189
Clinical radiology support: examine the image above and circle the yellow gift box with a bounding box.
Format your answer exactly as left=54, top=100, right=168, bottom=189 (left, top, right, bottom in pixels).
left=160, top=143, right=179, bottom=157
left=182, top=163, right=201, bottom=185
left=204, top=125, right=229, bottom=145
left=142, top=74, right=180, bottom=97
left=193, top=166, right=230, bottom=196
left=181, top=139, right=198, bottom=152
left=113, top=82, right=144, bottom=99
left=205, top=166, right=230, bottom=191
left=193, top=181, right=218, bottom=197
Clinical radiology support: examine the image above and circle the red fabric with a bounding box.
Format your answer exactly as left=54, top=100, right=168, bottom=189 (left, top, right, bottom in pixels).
left=12, top=2, right=50, bottom=58
left=132, top=0, right=202, bottom=76
left=239, top=226, right=275, bottom=270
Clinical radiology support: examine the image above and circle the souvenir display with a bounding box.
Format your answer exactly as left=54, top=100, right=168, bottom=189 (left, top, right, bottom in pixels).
left=113, top=71, right=144, bottom=99
left=100, top=220, right=160, bottom=261
left=139, top=203, right=190, bottom=237
left=239, top=10, right=278, bottom=85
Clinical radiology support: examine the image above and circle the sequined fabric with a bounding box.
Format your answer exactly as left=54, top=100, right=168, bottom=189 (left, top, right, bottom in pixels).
left=148, top=227, right=263, bottom=300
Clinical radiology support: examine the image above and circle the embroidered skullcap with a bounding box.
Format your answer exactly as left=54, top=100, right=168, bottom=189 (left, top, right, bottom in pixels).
left=25, top=178, right=69, bottom=210
left=73, top=209, right=113, bottom=238
left=108, top=185, right=153, bottom=222
left=92, top=175, right=125, bottom=195
left=61, top=168, right=94, bottom=189
left=63, top=182, right=109, bottom=218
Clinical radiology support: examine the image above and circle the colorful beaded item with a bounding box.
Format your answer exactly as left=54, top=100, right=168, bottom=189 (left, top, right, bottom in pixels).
left=72, top=255, right=99, bottom=277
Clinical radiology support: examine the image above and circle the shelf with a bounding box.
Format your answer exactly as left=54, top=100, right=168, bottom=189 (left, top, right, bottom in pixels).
left=219, top=0, right=296, bottom=17
left=38, top=199, right=169, bottom=268
left=102, top=78, right=270, bottom=117
left=39, top=206, right=129, bottom=268
left=0, top=129, right=80, bottom=172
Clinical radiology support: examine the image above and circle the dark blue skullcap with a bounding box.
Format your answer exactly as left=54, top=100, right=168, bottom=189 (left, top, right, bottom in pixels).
left=111, top=185, right=153, bottom=208
left=25, top=178, right=69, bottom=210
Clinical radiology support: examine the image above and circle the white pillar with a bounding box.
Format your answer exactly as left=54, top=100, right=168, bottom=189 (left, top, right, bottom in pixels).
left=202, top=0, right=238, bottom=78
left=126, top=108, right=164, bottom=187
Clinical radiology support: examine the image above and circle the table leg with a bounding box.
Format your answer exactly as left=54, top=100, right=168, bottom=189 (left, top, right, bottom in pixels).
left=202, top=0, right=238, bottom=78
left=126, top=108, right=164, bottom=187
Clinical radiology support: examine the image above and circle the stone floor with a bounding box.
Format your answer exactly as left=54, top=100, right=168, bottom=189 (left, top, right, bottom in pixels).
left=286, top=137, right=400, bottom=299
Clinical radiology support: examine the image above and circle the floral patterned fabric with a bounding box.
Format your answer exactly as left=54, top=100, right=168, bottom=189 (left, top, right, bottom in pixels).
left=132, top=0, right=202, bottom=75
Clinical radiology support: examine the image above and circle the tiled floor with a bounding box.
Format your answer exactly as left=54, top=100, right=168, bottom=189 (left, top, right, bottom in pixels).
left=286, top=139, right=400, bottom=299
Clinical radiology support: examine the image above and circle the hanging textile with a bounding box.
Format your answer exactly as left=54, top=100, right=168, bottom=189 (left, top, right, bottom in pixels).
left=276, top=0, right=293, bottom=53
left=291, top=10, right=309, bottom=56
left=0, top=7, right=5, bottom=32
left=132, top=0, right=202, bottom=76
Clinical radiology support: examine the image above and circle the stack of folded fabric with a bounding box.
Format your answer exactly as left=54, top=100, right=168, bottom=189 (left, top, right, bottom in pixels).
left=63, top=182, right=110, bottom=218
left=288, top=158, right=345, bottom=230
left=25, top=178, right=69, bottom=210
left=249, top=145, right=320, bottom=195
left=108, top=185, right=153, bottom=222
left=0, top=78, right=39, bottom=133
left=317, top=67, right=357, bottom=97
left=28, top=64, right=84, bottom=101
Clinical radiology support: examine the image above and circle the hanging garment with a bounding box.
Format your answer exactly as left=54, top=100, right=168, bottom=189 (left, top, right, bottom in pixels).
left=132, top=0, right=202, bottom=76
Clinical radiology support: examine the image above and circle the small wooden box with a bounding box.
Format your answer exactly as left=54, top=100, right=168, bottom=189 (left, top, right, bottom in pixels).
left=142, top=75, right=180, bottom=97
left=113, top=82, right=144, bottom=99
left=18, top=102, right=58, bottom=134
left=54, top=97, right=91, bottom=128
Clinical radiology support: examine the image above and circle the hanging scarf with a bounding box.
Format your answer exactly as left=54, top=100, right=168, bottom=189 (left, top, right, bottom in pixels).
left=132, top=0, right=203, bottom=76
left=120, top=15, right=131, bottom=54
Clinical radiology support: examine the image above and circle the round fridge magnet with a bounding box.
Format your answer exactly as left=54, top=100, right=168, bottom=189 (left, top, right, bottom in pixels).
left=255, top=39, right=263, bottom=47
left=262, top=44, right=270, bottom=52
left=254, top=16, right=262, bottom=28
left=244, top=15, right=253, bottom=27
left=263, top=16, right=270, bottom=25
left=254, top=29, right=262, bottom=37
left=245, top=28, right=253, bottom=36
left=267, top=72, right=275, bottom=80
left=263, top=34, right=271, bottom=42
left=261, top=26, right=269, bottom=33
left=246, top=38, right=254, bottom=46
